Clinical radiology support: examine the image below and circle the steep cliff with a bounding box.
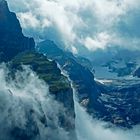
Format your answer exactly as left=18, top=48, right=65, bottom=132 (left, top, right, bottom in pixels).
left=134, top=67, right=140, bottom=78
left=37, top=40, right=106, bottom=117
left=0, top=0, right=35, bottom=62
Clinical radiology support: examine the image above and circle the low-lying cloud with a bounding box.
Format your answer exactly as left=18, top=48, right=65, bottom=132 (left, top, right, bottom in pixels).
left=0, top=64, right=71, bottom=140
left=75, top=99, right=140, bottom=140
left=7, top=0, right=140, bottom=54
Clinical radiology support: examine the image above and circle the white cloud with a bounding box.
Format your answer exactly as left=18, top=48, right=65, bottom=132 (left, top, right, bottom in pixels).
left=7, top=0, right=140, bottom=53
left=84, top=32, right=111, bottom=51
left=18, top=12, right=40, bottom=28
left=71, top=46, right=78, bottom=54
left=0, top=64, right=71, bottom=140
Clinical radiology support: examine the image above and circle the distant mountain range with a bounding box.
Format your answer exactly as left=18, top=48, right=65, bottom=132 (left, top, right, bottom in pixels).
left=85, top=46, right=140, bottom=79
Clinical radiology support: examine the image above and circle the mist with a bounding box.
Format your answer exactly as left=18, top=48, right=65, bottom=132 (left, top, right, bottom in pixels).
left=0, top=64, right=70, bottom=140
left=75, top=98, right=140, bottom=140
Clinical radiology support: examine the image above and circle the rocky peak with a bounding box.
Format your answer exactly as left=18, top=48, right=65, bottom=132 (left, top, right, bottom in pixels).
left=0, top=0, right=22, bottom=35
left=0, top=0, right=35, bottom=62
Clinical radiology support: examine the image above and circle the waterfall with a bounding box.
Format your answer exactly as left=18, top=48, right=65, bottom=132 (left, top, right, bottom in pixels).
left=57, top=64, right=94, bottom=140
left=58, top=66, right=101, bottom=140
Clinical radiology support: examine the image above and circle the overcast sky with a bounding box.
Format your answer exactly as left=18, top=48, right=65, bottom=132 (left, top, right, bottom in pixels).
left=7, top=0, right=140, bottom=54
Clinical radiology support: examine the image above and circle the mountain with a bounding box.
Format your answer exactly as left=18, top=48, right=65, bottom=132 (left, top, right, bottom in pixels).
left=37, top=40, right=140, bottom=129
left=96, top=79, right=140, bottom=128
left=10, top=52, right=76, bottom=139
left=82, top=46, right=140, bottom=127
left=37, top=40, right=108, bottom=117
left=0, top=1, right=77, bottom=140
left=0, top=0, right=35, bottom=62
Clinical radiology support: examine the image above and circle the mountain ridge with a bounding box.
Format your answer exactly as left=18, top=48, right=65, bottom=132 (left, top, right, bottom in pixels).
left=0, top=0, right=35, bottom=62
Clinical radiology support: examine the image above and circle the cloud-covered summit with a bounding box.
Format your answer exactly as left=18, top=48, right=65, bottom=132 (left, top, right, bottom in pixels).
left=7, top=0, right=140, bottom=54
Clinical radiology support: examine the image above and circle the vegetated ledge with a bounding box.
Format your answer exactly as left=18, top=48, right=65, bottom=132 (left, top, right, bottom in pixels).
left=10, top=51, right=71, bottom=94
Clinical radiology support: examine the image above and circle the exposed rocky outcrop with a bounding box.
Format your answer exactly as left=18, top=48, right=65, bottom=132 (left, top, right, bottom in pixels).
left=96, top=79, right=140, bottom=128
left=134, top=67, right=140, bottom=78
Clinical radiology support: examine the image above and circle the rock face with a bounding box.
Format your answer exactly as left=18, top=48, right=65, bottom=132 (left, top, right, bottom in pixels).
left=134, top=67, right=140, bottom=78
left=96, top=79, right=140, bottom=128
left=37, top=40, right=105, bottom=116
left=0, top=0, right=35, bottom=62
left=0, top=1, right=77, bottom=140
